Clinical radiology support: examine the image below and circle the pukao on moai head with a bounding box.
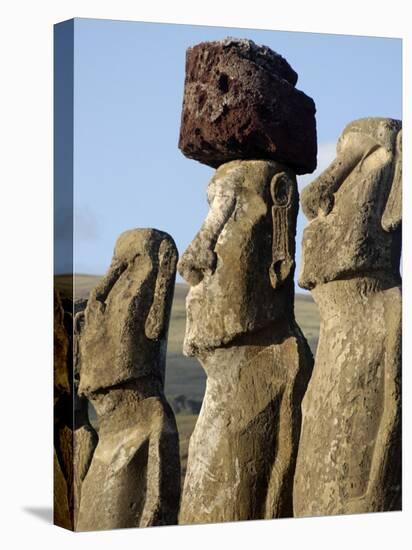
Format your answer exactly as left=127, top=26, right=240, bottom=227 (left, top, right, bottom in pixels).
left=299, top=117, right=402, bottom=289
left=177, top=37, right=315, bottom=524
left=294, top=118, right=402, bottom=517
left=178, top=159, right=299, bottom=356
left=77, top=229, right=181, bottom=531
left=178, top=37, right=317, bottom=174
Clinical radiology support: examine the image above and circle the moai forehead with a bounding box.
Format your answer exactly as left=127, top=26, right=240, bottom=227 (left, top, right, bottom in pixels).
left=299, top=117, right=402, bottom=290
left=78, top=228, right=178, bottom=395
left=178, top=37, right=317, bottom=175
left=178, top=160, right=298, bottom=356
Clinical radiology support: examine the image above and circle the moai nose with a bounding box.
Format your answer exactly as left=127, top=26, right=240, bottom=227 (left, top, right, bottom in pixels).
left=177, top=236, right=217, bottom=287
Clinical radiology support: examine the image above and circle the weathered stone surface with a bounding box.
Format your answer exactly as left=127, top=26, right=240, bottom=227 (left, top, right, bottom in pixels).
left=53, top=290, right=74, bottom=530
left=178, top=160, right=313, bottom=524
left=73, top=418, right=98, bottom=527
left=73, top=299, right=98, bottom=527
left=179, top=161, right=297, bottom=353
left=299, top=118, right=402, bottom=289
left=53, top=291, right=98, bottom=530
left=77, top=229, right=181, bottom=531
left=178, top=38, right=317, bottom=175
left=54, top=447, right=71, bottom=529
left=294, top=117, right=402, bottom=517
left=78, top=229, right=178, bottom=394
left=77, top=385, right=180, bottom=530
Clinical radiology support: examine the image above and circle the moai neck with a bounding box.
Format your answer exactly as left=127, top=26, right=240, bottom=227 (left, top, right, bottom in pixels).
left=311, top=272, right=401, bottom=321
left=89, top=377, right=164, bottom=434
left=197, top=317, right=295, bottom=379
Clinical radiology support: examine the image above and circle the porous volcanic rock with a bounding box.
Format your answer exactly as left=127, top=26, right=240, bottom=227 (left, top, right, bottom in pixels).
left=178, top=38, right=317, bottom=174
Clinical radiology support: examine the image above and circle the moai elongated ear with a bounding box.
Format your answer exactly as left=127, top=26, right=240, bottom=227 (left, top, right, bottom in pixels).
left=382, top=129, right=402, bottom=232
left=145, top=238, right=178, bottom=340
left=269, top=172, right=296, bottom=289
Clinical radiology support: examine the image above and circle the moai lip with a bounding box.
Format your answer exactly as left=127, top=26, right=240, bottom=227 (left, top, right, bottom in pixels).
left=178, top=37, right=317, bottom=175
left=294, top=118, right=402, bottom=517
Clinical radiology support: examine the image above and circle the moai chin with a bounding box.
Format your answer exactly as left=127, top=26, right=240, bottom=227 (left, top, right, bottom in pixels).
left=178, top=160, right=313, bottom=523
left=76, top=228, right=181, bottom=531
left=294, top=118, right=402, bottom=516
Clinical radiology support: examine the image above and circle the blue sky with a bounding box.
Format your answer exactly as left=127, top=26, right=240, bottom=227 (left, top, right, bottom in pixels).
left=71, top=18, right=402, bottom=283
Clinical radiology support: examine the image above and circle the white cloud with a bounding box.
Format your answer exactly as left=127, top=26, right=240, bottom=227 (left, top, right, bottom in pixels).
left=297, top=142, right=336, bottom=191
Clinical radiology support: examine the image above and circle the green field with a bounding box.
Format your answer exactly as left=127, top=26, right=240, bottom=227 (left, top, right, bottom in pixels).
left=55, top=273, right=320, bottom=482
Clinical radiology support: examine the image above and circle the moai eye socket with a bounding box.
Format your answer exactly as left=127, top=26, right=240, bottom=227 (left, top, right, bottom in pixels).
left=270, top=172, right=293, bottom=207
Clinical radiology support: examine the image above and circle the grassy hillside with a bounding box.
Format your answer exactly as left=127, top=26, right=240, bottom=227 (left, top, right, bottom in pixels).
left=55, top=273, right=320, bottom=483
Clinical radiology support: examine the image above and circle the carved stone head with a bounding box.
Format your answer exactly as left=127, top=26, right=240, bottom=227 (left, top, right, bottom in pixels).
left=299, top=117, right=402, bottom=290
left=178, top=160, right=298, bottom=356
left=78, top=229, right=178, bottom=395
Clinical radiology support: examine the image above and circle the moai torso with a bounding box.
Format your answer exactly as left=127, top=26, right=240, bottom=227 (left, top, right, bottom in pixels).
left=76, top=229, right=181, bottom=531
left=178, top=160, right=313, bottom=524
left=294, top=118, right=402, bottom=516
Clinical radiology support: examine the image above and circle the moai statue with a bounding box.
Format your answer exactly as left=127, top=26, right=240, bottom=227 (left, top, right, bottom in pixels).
left=176, top=37, right=317, bottom=525
left=53, top=289, right=73, bottom=529
left=72, top=299, right=98, bottom=527
left=76, top=229, right=181, bottom=531
left=53, top=291, right=98, bottom=530
left=294, top=118, right=402, bottom=516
